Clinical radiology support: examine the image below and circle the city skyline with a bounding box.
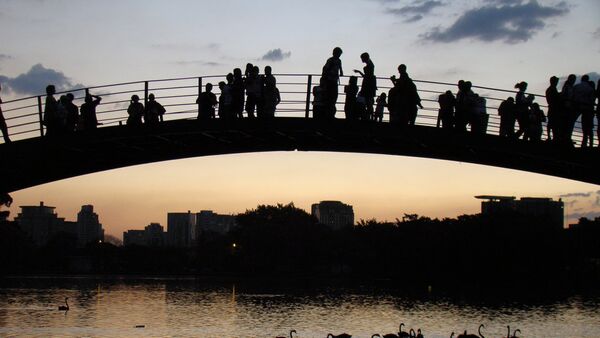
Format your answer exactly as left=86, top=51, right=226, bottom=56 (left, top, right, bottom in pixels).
left=1, top=0, right=598, bottom=238
left=11, top=192, right=577, bottom=240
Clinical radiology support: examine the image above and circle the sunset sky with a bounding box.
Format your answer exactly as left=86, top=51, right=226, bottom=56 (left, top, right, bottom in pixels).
left=0, top=0, right=599, bottom=238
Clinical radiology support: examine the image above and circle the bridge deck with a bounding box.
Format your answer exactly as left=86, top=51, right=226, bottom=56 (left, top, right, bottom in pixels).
left=0, top=117, right=597, bottom=192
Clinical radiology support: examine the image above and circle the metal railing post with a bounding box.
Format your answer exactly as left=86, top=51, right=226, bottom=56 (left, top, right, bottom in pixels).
left=144, top=81, right=149, bottom=107
left=305, top=75, right=312, bottom=118
left=37, top=96, right=44, bottom=137
left=198, top=77, right=203, bottom=117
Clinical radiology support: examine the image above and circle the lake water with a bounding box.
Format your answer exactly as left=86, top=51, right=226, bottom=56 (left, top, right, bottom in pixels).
left=1, top=277, right=599, bottom=337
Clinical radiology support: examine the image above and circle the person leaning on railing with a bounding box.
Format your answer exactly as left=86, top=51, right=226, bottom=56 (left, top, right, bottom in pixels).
left=196, top=83, right=217, bottom=120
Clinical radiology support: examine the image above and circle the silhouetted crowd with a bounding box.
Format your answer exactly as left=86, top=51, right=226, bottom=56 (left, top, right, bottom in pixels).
left=2, top=47, right=597, bottom=147
left=197, top=64, right=281, bottom=121
left=493, top=75, right=599, bottom=146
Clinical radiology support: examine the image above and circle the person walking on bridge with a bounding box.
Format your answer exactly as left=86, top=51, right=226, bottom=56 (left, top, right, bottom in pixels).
left=322, top=47, right=344, bottom=115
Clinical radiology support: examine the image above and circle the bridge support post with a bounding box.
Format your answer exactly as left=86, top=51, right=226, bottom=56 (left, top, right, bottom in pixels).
left=37, top=96, right=44, bottom=137
left=305, top=74, right=312, bottom=118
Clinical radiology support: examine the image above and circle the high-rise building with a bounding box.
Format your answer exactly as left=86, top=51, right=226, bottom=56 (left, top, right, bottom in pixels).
left=311, top=201, right=354, bottom=230
left=144, top=223, right=166, bottom=246
left=123, top=230, right=145, bottom=246
left=77, top=205, right=104, bottom=247
left=167, top=211, right=196, bottom=247
left=196, top=210, right=236, bottom=235
left=14, top=202, right=67, bottom=246
left=475, top=195, right=564, bottom=230
left=124, top=223, right=166, bottom=247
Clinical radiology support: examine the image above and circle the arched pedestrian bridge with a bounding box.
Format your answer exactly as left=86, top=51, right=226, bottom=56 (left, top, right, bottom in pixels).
left=0, top=74, right=598, bottom=192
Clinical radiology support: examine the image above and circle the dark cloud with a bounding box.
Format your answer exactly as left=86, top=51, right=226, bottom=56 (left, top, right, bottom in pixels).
left=384, top=0, right=444, bottom=22
left=568, top=211, right=600, bottom=220
left=173, top=60, right=223, bottom=67
left=0, top=64, right=84, bottom=95
left=483, top=0, right=524, bottom=4
left=405, top=14, right=423, bottom=22
left=565, top=200, right=578, bottom=208
left=261, top=49, right=291, bottom=62
left=422, top=0, right=569, bottom=44
left=559, top=192, right=592, bottom=198
left=0, top=54, right=12, bottom=61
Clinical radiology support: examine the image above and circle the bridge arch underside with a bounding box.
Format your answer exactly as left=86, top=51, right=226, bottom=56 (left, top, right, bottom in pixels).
left=0, top=118, right=598, bottom=192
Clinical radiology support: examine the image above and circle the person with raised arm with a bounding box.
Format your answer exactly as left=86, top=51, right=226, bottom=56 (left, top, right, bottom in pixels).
left=354, top=52, right=376, bottom=120
left=80, top=93, right=102, bottom=130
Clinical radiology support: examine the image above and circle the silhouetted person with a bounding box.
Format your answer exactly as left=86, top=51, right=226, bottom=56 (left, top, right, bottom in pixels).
left=561, top=74, right=576, bottom=144
left=597, top=79, right=600, bottom=145
left=392, top=64, right=422, bottom=125
left=454, top=80, right=468, bottom=131
left=218, top=81, right=233, bottom=120
left=471, top=95, right=487, bottom=134
left=354, top=52, right=376, bottom=120
left=145, top=93, right=166, bottom=125
left=322, top=47, right=344, bottom=114
left=313, top=77, right=328, bottom=120
left=573, top=74, right=595, bottom=147
left=374, top=92, right=386, bottom=122
left=438, top=90, right=456, bottom=129
left=245, top=66, right=260, bottom=118
left=55, top=95, right=69, bottom=133
left=387, top=81, right=400, bottom=124
left=196, top=83, right=217, bottom=120
left=232, top=68, right=245, bottom=118
left=0, top=84, right=11, bottom=143
left=80, top=93, right=102, bottom=130
left=244, top=63, right=253, bottom=77
left=64, top=93, right=79, bottom=133
left=529, top=102, right=546, bottom=142
left=262, top=66, right=279, bottom=118
left=126, top=94, right=144, bottom=126
left=43, top=84, right=58, bottom=136
left=498, top=97, right=516, bottom=137
left=514, top=81, right=530, bottom=139
left=545, top=76, right=561, bottom=142
left=344, top=76, right=358, bottom=120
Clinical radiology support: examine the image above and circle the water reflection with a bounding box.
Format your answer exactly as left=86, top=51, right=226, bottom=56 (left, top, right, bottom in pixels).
left=0, top=277, right=599, bottom=337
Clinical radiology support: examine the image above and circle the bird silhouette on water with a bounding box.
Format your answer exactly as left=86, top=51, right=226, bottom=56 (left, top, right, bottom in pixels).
left=327, top=333, right=352, bottom=338
left=456, top=324, right=484, bottom=338
left=57, top=297, right=69, bottom=311
left=275, top=329, right=297, bottom=338
left=506, top=326, right=521, bottom=338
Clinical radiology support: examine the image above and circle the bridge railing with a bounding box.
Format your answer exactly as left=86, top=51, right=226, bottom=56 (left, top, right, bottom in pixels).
left=0, top=74, right=589, bottom=145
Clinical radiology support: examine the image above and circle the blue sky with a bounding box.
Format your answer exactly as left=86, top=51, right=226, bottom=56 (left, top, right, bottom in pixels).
left=1, top=0, right=599, bottom=237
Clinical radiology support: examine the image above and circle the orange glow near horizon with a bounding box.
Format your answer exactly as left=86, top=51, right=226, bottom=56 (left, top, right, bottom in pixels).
left=7, top=151, right=597, bottom=239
